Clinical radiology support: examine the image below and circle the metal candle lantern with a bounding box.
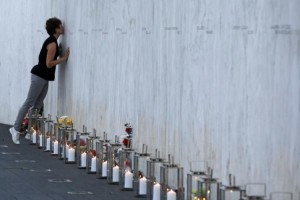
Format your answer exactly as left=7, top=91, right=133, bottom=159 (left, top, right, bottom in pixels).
left=119, top=147, right=135, bottom=191
left=55, top=116, right=73, bottom=159
left=56, top=116, right=67, bottom=159
left=50, top=122, right=59, bottom=156
left=243, top=183, right=266, bottom=200
left=134, top=144, right=151, bottom=197
left=107, top=136, right=122, bottom=184
left=270, top=192, right=293, bottom=200
left=197, top=167, right=222, bottom=200
left=76, top=125, right=90, bottom=169
left=96, top=132, right=110, bottom=178
left=43, top=114, right=53, bottom=152
left=62, top=126, right=77, bottom=164
left=160, top=155, right=184, bottom=200
left=220, top=174, right=244, bottom=200
left=36, top=115, right=46, bottom=149
left=187, top=161, right=209, bottom=200
left=28, top=108, right=40, bottom=145
left=146, top=149, right=167, bottom=200
left=86, top=128, right=99, bottom=174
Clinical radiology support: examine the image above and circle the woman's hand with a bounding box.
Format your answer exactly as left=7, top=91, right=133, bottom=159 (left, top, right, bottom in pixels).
left=62, top=48, right=70, bottom=61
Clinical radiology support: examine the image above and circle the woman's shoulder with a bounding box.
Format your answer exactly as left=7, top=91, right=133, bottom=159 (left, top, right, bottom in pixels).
left=44, top=35, right=57, bottom=45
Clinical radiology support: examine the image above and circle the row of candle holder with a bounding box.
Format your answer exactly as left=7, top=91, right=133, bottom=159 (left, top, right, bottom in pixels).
left=26, top=111, right=293, bottom=200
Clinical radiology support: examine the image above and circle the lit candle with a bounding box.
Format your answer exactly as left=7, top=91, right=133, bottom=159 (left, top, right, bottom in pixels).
left=153, top=183, right=161, bottom=200
left=81, top=152, right=87, bottom=167
left=167, top=189, right=176, bottom=200
left=32, top=131, right=36, bottom=143
left=124, top=171, right=133, bottom=188
left=139, top=177, right=147, bottom=195
left=46, top=137, right=50, bottom=150
left=53, top=140, right=58, bottom=154
left=112, top=165, right=119, bottom=182
left=91, top=156, right=97, bottom=172
left=102, top=161, right=107, bottom=176
left=39, top=134, right=43, bottom=146
left=68, top=147, right=75, bottom=162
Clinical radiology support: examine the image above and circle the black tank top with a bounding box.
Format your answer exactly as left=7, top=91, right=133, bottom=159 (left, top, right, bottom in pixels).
left=31, top=35, right=59, bottom=81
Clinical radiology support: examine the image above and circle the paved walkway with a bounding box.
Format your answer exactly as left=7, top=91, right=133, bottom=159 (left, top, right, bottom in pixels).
left=0, top=123, right=137, bottom=200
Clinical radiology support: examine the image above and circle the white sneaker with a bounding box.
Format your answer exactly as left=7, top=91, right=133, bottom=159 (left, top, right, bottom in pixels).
left=9, top=127, right=20, bottom=144
left=25, top=133, right=31, bottom=140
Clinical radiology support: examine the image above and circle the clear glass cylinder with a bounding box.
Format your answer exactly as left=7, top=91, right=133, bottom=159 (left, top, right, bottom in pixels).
left=244, top=183, right=266, bottom=200
left=219, top=186, right=244, bottom=200
left=134, top=153, right=150, bottom=197
left=197, top=177, right=221, bottom=200
left=119, top=148, right=135, bottom=190
left=96, top=139, right=110, bottom=178
left=62, top=127, right=76, bottom=164
left=43, top=115, right=53, bottom=152
left=50, top=123, right=59, bottom=156
left=36, top=116, right=46, bottom=149
left=28, top=109, right=40, bottom=145
left=160, top=164, right=184, bottom=200
left=107, top=144, right=122, bottom=184
left=86, top=137, right=99, bottom=174
left=187, top=173, right=209, bottom=200
left=146, top=158, right=166, bottom=200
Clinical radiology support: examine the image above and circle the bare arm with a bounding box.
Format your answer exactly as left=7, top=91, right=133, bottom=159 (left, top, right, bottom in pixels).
left=46, top=42, right=70, bottom=68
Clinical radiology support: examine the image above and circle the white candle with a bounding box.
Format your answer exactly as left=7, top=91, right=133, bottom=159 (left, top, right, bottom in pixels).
left=39, top=135, right=43, bottom=146
left=65, top=144, right=69, bottom=158
left=124, top=171, right=133, bottom=188
left=53, top=141, right=58, bottom=154
left=81, top=152, right=87, bottom=167
left=139, top=177, right=147, bottom=195
left=68, top=147, right=75, bottom=162
left=46, top=137, right=50, bottom=150
left=112, top=165, right=119, bottom=182
left=91, top=156, right=97, bottom=172
left=32, top=131, right=36, bottom=143
left=102, top=161, right=107, bottom=176
left=167, top=190, right=176, bottom=200
left=153, top=183, right=161, bottom=200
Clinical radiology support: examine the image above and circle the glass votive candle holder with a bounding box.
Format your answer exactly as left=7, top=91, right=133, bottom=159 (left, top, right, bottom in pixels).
left=197, top=170, right=222, bottom=200
left=76, top=125, right=89, bottom=169
left=96, top=132, right=110, bottom=179
left=134, top=144, right=151, bottom=197
left=36, top=115, right=46, bottom=149
left=86, top=129, right=99, bottom=174
left=160, top=155, right=184, bottom=200
left=187, top=161, right=209, bottom=200
left=28, top=109, right=40, bottom=145
left=62, top=127, right=77, bottom=164
left=146, top=149, right=167, bottom=200
left=50, top=122, right=59, bottom=156
left=43, top=114, right=53, bottom=152
left=243, top=183, right=266, bottom=200
left=107, top=136, right=122, bottom=184
left=219, top=174, right=244, bottom=200
left=119, top=148, right=135, bottom=191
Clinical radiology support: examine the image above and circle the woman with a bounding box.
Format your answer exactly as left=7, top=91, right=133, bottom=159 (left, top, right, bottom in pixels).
left=10, top=17, right=70, bottom=144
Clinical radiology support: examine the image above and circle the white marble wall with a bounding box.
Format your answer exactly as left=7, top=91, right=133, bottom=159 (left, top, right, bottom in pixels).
left=0, top=0, right=299, bottom=198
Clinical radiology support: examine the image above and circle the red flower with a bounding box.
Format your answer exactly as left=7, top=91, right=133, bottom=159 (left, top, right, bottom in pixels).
left=125, top=127, right=132, bottom=134
left=90, top=150, right=97, bottom=157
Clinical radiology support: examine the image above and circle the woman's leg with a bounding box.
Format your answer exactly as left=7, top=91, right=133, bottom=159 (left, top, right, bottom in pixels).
left=13, top=74, right=48, bottom=132
left=32, top=81, right=49, bottom=113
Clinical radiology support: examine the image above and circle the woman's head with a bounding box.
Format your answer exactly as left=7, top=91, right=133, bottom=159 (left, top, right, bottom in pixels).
left=45, top=17, right=63, bottom=35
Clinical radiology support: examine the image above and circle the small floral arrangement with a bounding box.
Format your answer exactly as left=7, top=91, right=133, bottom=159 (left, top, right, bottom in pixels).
left=121, top=123, right=132, bottom=148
